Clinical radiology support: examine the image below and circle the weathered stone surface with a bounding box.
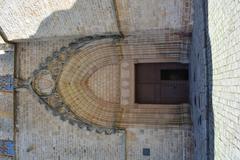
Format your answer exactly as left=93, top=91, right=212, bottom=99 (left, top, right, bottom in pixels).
left=126, top=128, right=193, bottom=160
left=16, top=39, right=76, bottom=80
left=16, top=89, right=125, bottom=160
left=0, top=44, right=14, bottom=159
left=32, top=70, right=55, bottom=96
left=191, top=0, right=240, bottom=159
left=0, top=93, right=13, bottom=140
left=0, top=0, right=118, bottom=41
left=88, top=64, right=120, bottom=103
left=15, top=37, right=193, bottom=159
left=207, top=0, right=240, bottom=159
left=190, top=0, right=208, bottom=159
left=0, top=52, right=14, bottom=76
left=115, top=0, right=192, bottom=35
left=0, top=0, right=192, bottom=41
left=0, top=0, right=196, bottom=159
left=33, top=37, right=191, bottom=128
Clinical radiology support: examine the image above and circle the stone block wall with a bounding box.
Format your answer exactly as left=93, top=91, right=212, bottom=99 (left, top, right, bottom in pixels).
left=15, top=39, right=126, bottom=160
left=126, top=127, right=193, bottom=160
left=190, top=0, right=208, bottom=159
left=207, top=0, right=240, bottom=159
left=15, top=38, right=193, bottom=160
left=0, top=0, right=192, bottom=41
left=191, top=0, right=240, bottom=159
left=0, top=0, right=118, bottom=41
left=0, top=0, right=195, bottom=158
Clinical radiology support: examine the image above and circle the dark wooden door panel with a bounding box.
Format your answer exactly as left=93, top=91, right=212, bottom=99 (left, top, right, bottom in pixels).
left=135, top=63, right=189, bottom=104
left=135, top=63, right=157, bottom=83
left=160, top=81, right=189, bottom=104
left=135, top=84, right=155, bottom=104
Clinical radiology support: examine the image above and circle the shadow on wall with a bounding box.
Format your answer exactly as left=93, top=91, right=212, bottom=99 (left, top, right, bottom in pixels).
left=191, top=0, right=214, bottom=159
left=32, top=0, right=118, bottom=39
left=205, top=1, right=214, bottom=159
left=28, top=0, right=215, bottom=159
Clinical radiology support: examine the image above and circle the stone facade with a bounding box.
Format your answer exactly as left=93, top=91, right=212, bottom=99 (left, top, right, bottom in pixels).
left=190, top=0, right=208, bottom=159
left=0, top=0, right=195, bottom=159
left=114, top=0, right=192, bottom=35
left=0, top=0, right=118, bottom=41
left=126, top=127, right=193, bottom=160
left=191, top=0, right=240, bottom=159
left=207, top=0, right=240, bottom=159
left=0, top=0, right=192, bottom=41
left=88, top=64, right=120, bottom=103
left=14, top=38, right=193, bottom=160
left=16, top=89, right=125, bottom=160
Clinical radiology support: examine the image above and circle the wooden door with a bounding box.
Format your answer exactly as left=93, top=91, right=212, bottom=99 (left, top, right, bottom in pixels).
left=135, top=63, right=189, bottom=104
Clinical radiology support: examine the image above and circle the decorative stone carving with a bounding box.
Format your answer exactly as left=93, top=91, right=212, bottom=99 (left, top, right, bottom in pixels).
left=27, top=34, right=191, bottom=134
left=32, top=70, right=55, bottom=96
left=29, top=35, right=122, bottom=134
